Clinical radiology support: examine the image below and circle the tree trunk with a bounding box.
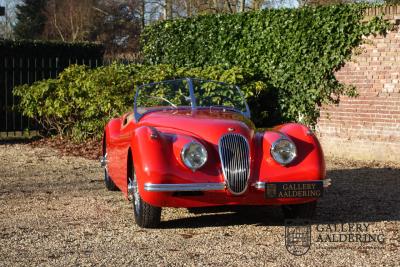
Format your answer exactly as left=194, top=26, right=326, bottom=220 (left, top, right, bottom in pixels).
left=165, top=0, right=172, bottom=19
left=225, top=0, right=234, bottom=13
left=186, top=0, right=192, bottom=17
left=240, top=0, right=245, bottom=12
left=140, top=0, right=145, bottom=29
left=252, top=0, right=261, bottom=10
left=212, top=0, right=218, bottom=13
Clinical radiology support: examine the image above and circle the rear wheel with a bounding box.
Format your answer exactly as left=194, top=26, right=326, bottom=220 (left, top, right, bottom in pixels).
left=128, top=164, right=161, bottom=228
left=282, top=201, right=317, bottom=219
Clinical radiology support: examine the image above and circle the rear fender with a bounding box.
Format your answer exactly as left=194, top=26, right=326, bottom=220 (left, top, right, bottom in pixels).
left=103, top=118, right=122, bottom=147
left=103, top=118, right=123, bottom=189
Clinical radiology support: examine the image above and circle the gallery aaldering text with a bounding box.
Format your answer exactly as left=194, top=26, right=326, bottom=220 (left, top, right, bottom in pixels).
left=315, top=223, right=385, bottom=243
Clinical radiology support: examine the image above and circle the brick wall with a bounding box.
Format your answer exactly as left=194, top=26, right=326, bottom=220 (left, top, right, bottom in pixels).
left=317, top=6, right=400, bottom=161
left=317, top=16, right=400, bottom=162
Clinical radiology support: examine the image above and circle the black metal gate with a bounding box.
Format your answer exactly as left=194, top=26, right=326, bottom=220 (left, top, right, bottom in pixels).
left=0, top=42, right=103, bottom=137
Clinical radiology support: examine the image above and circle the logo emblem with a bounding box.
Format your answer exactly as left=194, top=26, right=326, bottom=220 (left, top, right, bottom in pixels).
left=228, top=127, right=235, bottom=132
left=285, top=219, right=311, bottom=256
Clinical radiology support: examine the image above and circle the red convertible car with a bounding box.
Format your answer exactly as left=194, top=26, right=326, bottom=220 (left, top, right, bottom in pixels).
left=101, top=78, right=330, bottom=228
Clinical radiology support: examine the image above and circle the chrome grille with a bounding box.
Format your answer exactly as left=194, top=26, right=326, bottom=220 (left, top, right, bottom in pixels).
left=218, top=133, right=250, bottom=195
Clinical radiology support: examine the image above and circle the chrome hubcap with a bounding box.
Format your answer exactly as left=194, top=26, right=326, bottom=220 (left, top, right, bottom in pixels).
left=128, top=173, right=140, bottom=213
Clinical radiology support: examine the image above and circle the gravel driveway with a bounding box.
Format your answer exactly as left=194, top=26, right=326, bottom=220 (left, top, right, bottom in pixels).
left=0, top=143, right=399, bottom=266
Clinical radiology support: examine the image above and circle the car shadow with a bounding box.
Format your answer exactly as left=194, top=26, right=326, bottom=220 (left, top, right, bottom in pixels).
left=160, top=206, right=283, bottom=229
left=160, top=167, right=400, bottom=228
left=314, top=167, right=400, bottom=224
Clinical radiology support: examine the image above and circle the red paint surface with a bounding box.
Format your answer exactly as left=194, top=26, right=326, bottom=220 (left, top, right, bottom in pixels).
left=104, top=109, right=326, bottom=208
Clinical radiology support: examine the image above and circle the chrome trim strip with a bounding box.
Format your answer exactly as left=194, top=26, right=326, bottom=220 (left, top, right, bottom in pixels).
left=144, top=183, right=226, bottom=192
left=252, top=178, right=332, bottom=190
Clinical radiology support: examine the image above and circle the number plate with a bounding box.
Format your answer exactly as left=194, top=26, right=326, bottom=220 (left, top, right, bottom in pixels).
left=265, top=181, right=323, bottom=198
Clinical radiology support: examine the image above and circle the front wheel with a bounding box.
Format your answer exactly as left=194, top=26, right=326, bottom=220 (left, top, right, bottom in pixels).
left=129, top=167, right=161, bottom=228
left=281, top=201, right=317, bottom=219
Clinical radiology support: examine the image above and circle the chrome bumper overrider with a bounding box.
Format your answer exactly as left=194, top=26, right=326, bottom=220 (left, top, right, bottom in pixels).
left=144, top=178, right=332, bottom=192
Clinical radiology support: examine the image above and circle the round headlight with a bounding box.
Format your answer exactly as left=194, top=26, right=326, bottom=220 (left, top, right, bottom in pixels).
left=270, top=138, right=297, bottom=165
left=181, top=142, right=208, bottom=171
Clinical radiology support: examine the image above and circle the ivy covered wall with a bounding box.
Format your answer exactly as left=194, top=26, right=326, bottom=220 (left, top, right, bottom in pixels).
left=142, top=5, right=389, bottom=125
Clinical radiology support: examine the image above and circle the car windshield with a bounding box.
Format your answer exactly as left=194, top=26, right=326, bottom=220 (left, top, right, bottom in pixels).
left=134, top=78, right=250, bottom=120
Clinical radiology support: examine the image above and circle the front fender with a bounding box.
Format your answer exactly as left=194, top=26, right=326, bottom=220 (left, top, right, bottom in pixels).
left=131, top=126, right=170, bottom=184
left=131, top=127, right=223, bottom=206
left=255, top=123, right=326, bottom=183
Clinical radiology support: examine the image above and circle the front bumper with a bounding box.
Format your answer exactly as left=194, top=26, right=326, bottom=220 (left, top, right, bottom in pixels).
left=144, top=178, right=332, bottom=192
left=144, top=183, right=225, bottom=192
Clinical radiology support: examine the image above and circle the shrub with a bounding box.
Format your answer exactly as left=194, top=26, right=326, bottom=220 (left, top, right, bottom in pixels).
left=14, top=64, right=272, bottom=140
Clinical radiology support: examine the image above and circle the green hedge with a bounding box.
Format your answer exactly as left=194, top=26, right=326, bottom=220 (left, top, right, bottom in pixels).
left=141, top=5, right=389, bottom=124
left=14, top=64, right=273, bottom=140
left=0, top=39, right=104, bottom=57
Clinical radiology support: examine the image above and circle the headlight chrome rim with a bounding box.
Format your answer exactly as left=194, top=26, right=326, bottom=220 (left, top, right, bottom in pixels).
left=270, top=138, right=297, bottom=166
left=181, top=141, right=208, bottom=171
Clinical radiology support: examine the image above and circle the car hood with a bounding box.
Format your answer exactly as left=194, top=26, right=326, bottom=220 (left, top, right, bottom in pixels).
left=138, top=109, right=255, bottom=144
